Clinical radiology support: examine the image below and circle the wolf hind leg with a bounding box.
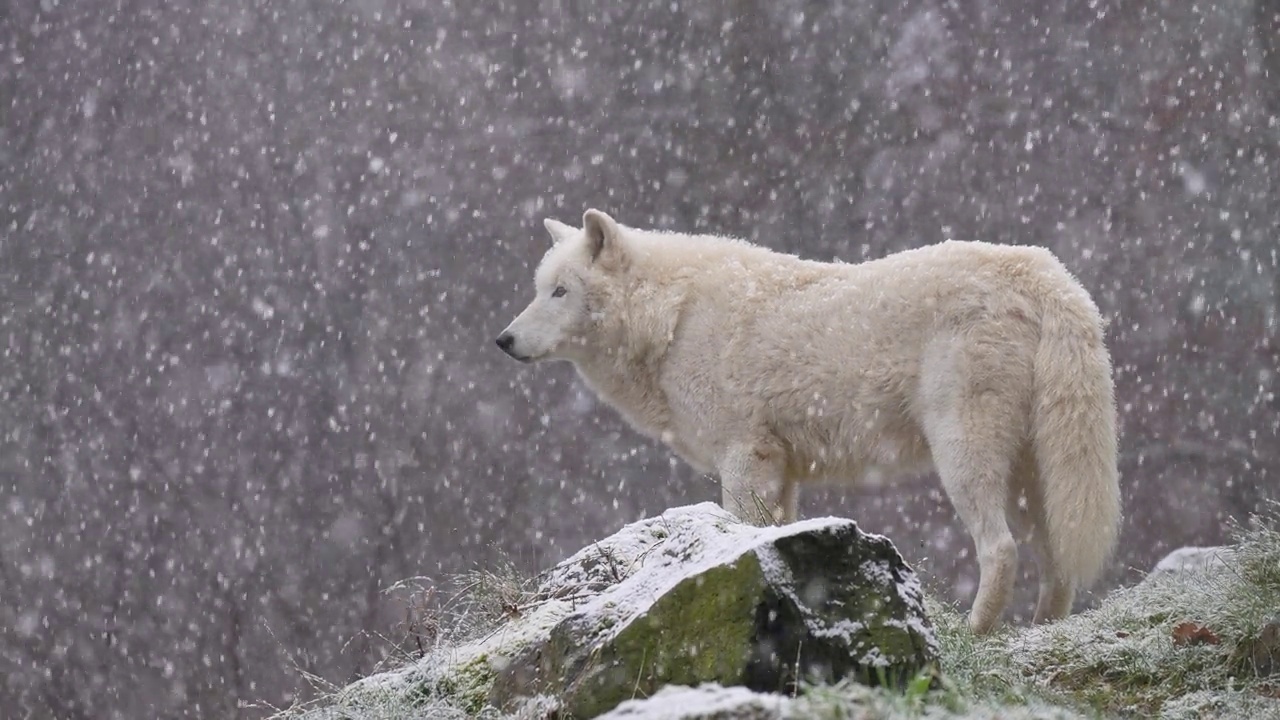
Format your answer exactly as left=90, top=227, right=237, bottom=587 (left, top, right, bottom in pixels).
left=1031, top=542, right=1075, bottom=624
left=1007, top=445, right=1075, bottom=624
left=925, top=396, right=1023, bottom=635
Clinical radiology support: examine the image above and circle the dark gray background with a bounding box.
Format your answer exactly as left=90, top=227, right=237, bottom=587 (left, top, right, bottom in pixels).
left=3, top=1, right=1278, bottom=717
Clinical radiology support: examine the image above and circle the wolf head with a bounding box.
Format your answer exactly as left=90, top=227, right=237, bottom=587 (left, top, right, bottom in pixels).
left=496, top=209, right=630, bottom=363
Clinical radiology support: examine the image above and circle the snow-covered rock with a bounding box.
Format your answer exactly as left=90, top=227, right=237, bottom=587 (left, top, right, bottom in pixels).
left=1147, top=546, right=1237, bottom=579
left=596, top=683, right=790, bottom=720
left=425, top=502, right=939, bottom=717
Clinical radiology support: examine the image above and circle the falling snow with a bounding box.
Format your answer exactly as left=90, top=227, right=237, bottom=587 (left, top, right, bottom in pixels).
left=2, top=1, right=1278, bottom=718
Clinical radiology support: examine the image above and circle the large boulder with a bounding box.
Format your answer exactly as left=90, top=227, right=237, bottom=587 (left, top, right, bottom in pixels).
left=324, top=503, right=938, bottom=719
left=424, top=502, right=939, bottom=718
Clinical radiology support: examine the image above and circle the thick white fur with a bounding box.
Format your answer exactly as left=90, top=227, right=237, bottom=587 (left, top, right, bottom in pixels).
left=499, top=210, right=1122, bottom=634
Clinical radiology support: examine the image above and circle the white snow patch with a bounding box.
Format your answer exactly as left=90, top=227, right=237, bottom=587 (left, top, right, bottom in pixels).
left=808, top=618, right=867, bottom=642
left=1150, top=546, right=1236, bottom=578
left=597, top=682, right=791, bottom=719
left=436, top=599, right=574, bottom=671
left=540, top=503, right=772, bottom=641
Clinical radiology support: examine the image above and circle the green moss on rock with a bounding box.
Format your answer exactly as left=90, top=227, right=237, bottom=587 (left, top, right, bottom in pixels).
left=565, top=553, right=768, bottom=718
left=434, top=653, right=497, bottom=716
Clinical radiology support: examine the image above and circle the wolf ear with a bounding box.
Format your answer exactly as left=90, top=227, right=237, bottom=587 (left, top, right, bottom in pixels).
left=583, top=209, right=626, bottom=269
left=543, top=218, right=576, bottom=245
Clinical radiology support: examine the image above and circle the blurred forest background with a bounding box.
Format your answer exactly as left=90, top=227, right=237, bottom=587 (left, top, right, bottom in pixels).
left=2, top=0, right=1278, bottom=717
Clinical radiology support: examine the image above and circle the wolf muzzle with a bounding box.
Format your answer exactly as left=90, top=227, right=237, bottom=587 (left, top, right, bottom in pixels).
left=495, top=333, right=532, bottom=362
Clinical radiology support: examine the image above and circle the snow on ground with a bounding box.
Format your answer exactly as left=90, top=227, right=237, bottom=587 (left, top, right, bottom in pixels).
left=597, top=683, right=791, bottom=719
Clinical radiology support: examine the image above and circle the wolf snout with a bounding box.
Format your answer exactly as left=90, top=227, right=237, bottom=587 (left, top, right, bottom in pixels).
left=495, top=332, right=530, bottom=361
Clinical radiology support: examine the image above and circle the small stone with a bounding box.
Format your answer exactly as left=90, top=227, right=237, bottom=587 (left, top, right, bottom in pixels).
left=1246, top=615, right=1280, bottom=677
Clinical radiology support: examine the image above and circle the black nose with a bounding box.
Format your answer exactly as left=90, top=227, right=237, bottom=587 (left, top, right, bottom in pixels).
left=495, top=333, right=515, bottom=352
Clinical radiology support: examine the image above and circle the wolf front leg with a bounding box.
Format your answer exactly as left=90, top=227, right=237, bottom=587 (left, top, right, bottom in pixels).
left=718, top=442, right=797, bottom=526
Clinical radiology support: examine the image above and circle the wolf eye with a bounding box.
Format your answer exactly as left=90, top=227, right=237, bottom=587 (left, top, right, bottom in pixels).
left=551, top=286, right=567, bottom=298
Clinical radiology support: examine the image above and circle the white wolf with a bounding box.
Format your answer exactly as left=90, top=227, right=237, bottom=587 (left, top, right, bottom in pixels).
left=497, top=209, right=1121, bottom=634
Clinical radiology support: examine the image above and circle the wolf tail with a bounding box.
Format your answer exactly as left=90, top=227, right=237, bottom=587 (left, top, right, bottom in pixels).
left=1031, top=269, right=1122, bottom=591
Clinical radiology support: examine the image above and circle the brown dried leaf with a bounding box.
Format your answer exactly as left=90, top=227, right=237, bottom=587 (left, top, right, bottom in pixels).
left=1172, top=621, right=1220, bottom=647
